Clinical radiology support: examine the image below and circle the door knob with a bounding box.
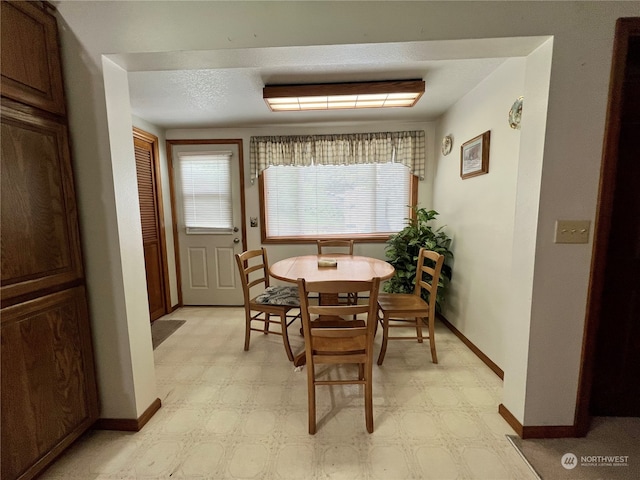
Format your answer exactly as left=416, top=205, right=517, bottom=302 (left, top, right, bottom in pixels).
left=233, top=238, right=240, bottom=244
left=233, top=227, right=239, bottom=232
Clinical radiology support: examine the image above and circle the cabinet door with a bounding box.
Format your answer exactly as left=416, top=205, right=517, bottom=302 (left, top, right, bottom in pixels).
left=1, top=101, right=84, bottom=306
left=1, top=287, right=98, bottom=480
left=0, top=1, right=65, bottom=115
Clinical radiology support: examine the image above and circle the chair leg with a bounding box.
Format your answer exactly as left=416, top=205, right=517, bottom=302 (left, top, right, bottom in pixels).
left=377, top=314, right=390, bottom=365
left=373, top=312, right=380, bottom=337
left=264, top=313, right=270, bottom=334
left=280, top=311, right=294, bottom=362
left=307, top=364, right=317, bottom=434
left=416, top=316, right=424, bottom=343
left=351, top=292, right=358, bottom=320
left=365, top=362, right=373, bottom=433
left=244, top=311, right=252, bottom=351
left=428, top=315, right=438, bottom=364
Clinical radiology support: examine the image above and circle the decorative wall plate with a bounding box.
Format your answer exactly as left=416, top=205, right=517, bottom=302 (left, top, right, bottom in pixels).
left=441, top=135, right=453, bottom=156
left=509, top=96, right=523, bottom=129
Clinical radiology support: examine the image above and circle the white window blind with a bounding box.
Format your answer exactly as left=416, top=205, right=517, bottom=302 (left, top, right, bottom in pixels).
left=178, top=152, right=233, bottom=233
left=264, top=162, right=411, bottom=237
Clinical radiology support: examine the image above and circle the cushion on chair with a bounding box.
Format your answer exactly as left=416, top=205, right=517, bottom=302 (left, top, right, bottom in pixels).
left=255, top=285, right=300, bottom=306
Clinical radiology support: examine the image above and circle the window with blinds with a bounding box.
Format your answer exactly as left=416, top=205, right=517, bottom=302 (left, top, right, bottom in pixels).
left=263, top=162, right=412, bottom=238
left=178, top=152, right=233, bottom=234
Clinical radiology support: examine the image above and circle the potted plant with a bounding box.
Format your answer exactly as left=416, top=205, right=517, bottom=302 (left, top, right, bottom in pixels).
left=383, top=207, right=453, bottom=312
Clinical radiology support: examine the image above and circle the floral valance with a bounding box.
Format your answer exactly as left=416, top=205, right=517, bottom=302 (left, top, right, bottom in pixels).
left=249, top=130, right=426, bottom=181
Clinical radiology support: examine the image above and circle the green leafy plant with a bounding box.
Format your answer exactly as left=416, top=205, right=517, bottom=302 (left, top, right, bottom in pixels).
left=383, top=207, right=453, bottom=312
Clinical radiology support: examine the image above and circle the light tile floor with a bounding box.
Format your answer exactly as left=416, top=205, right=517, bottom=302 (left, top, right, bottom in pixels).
left=41, top=307, right=536, bottom=480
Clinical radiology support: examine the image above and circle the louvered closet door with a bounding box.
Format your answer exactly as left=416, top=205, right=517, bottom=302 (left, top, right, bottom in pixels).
left=134, top=136, right=167, bottom=321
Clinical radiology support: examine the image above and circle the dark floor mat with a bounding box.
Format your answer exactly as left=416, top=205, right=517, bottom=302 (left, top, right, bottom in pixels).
left=151, top=319, right=186, bottom=349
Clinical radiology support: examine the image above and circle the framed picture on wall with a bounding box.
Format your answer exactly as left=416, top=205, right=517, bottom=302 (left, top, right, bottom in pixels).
left=460, top=130, right=490, bottom=179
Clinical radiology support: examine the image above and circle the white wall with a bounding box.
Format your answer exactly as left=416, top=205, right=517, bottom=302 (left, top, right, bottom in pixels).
left=434, top=57, right=526, bottom=370
left=504, top=39, right=554, bottom=423
left=131, top=116, right=179, bottom=307
left=434, top=41, right=555, bottom=425
left=55, top=1, right=640, bottom=426
left=100, top=58, right=157, bottom=418
left=166, top=121, right=436, bottom=265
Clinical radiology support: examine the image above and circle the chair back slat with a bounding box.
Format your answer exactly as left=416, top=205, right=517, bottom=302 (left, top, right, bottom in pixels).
left=311, top=326, right=368, bottom=339
left=412, top=248, right=445, bottom=306
left=314, top=353, right=368, bottom=364
left=235, top=248, right=272, bottom=299
left=305, top=279, right=370, bottom=294
left=316, top=239, right=354, bottom=255
left=245, top=263, right=265, bottom=276
left=247, top=277, right=267, bottom=290
left=312, top=334, right=367, bottom=352
left=308, top=305, right=370, bottom=317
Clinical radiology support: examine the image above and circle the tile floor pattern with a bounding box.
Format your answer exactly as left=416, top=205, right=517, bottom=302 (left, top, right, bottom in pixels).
left=42, top=307, right=537, bottom=480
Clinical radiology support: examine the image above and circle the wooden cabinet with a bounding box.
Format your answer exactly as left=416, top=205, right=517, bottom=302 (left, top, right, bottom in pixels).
left=0, top=2, right=99, bottom=479
left=1, top=102, right=84, bottom=305
left=0, top=0, right=65, bottom=115
left=1, top=288, right=98, bottom=480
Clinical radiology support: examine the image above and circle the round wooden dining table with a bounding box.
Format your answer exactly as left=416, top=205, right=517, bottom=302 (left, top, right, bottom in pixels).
left=270, top=254, right=395, bottom=366
left=270, top=254, right=395, bottom=284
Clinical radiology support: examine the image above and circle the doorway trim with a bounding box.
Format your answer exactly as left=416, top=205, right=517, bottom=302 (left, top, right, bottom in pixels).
left=575, top=17, right=640, bottom=436
left=166, top=139, right=247, bottom=306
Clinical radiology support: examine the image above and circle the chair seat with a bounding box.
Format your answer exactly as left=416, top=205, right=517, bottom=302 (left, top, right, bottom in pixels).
left=255, top=285, right=300, bottom=306
left=378, top=293, right=428, bottom=316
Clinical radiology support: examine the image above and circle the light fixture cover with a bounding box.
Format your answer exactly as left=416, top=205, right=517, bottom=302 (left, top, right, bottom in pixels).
left=263, top=80, right=425, bottom=112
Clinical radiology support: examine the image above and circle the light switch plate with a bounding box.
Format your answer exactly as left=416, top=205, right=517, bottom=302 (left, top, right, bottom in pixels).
left=555, top=220, right=591, bottom=244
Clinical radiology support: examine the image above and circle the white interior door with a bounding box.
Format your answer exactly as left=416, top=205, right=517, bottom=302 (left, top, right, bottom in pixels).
left=172, top=143, right=243, bottom=305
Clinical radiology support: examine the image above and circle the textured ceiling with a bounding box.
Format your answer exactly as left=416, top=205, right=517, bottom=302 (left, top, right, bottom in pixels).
left=125, top=38, right=546, bottom=129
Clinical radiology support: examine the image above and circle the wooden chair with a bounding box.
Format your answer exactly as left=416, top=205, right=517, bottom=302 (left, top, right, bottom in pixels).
left=316, top=239, right=357, bottom=310
left=376, top=248, right=444, bottom=365
left=297, top=277, right=381, bottom=434
left=316, top=239, right=354, bottom=255
left=235, top=248, right=300, bottom=361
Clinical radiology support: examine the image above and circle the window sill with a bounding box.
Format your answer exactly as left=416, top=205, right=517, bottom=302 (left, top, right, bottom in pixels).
left=261, top=234, right=392, bottom=244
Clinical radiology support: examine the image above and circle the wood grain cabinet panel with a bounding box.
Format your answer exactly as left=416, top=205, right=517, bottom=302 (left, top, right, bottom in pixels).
left=1, top=287, right=98, bottom=480
left=0, top=1, right=65, bottom=115
left=1, top=2, right=98, bottom=479
left=1, top=101, right=84, bottom=306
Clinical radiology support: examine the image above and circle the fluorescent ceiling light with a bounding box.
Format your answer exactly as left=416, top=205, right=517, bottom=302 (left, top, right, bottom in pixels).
left=263, top=80, right=425, bottom=112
